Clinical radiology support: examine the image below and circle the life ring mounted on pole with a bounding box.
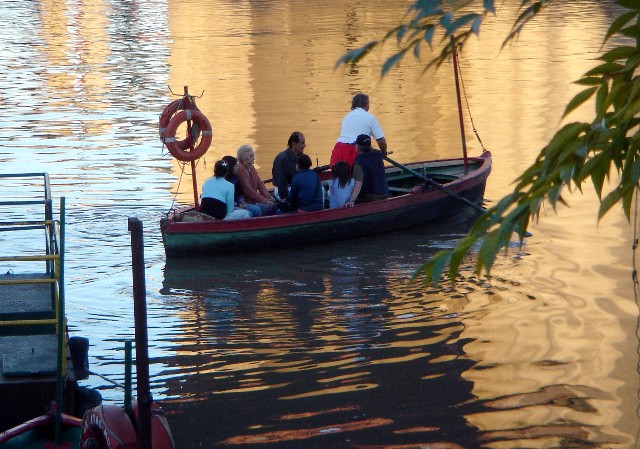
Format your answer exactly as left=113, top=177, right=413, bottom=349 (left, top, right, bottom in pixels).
left=158, top=99, right=184, bottom=142
left=160, top=85, right=209, bottom=212
left=163, top=108, right=213, bottom=162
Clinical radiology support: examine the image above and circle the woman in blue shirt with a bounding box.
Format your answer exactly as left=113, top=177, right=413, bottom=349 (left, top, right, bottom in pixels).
left=201, top=160, right=252, bottom=220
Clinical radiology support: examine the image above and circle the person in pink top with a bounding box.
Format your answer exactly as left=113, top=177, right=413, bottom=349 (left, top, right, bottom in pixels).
left=329, top=93, right=388, bottom=169
left=236, top=144, right=277, bottom=217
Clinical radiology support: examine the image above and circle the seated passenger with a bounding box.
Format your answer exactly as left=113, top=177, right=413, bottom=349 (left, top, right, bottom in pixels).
left=272, top=131, right=306, bottom=201
left=277, top=154, right=324, bottom=213
left=328, top=161, right=355, bottom=208
left=236, top=144, right=277, bottom=216
left=345, top=134, right=390, bottom=207
left=222, top=155, right=255, bottom=217
left=200, top=160, right=252, bottom=220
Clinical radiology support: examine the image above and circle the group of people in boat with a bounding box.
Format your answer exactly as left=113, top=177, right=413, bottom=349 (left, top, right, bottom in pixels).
left=200, top=93, right=390, bottom=220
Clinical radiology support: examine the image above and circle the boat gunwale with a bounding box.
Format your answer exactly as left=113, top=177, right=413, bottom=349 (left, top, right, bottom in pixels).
left=0, top=413, right=81, bottom=444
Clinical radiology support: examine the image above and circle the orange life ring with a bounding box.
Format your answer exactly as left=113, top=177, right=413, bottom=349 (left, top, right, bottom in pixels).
left=159, top=100, right=199, bottom=151
left=131, top=401, right=176, bottom=449
left=158, top=99, right=183, bottom=141
left=163, top=109, right=212, bottom=162
left=80, top=404, right=137, bottom=449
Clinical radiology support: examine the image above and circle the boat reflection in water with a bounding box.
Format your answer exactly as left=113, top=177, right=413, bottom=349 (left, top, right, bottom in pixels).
left=158, top=215, right=515, bottom=448
left=157, top=209, right=630, bottom=448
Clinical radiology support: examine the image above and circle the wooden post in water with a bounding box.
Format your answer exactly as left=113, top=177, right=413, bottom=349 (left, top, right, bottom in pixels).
left=54, top=197, right=66, bottom=443
left=128, top=217, right=152, bottom=449
left=183, top=86, right=201, bottom=211
left=451, top=35, right=469, bottom=173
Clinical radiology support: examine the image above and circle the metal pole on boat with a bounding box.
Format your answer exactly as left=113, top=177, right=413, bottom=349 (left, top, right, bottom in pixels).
left=451, top=35, right=469, bottom=173
left=183, top=85, right=201, bottom=211
left=128, top=217, right=152, bottom=449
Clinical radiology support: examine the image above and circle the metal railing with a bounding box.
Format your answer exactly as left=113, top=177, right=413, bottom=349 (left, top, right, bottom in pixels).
left=0, top=173, right=70, bottom=440
left=0, top=173, right=65, bottom=354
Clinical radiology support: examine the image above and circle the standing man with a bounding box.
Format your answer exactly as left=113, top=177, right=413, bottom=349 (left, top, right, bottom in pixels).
left=272, top=131, right=306, bottom=201
left=330, top=93, right=387, bottom=169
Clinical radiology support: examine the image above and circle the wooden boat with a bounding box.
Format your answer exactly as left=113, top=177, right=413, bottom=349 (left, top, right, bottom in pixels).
left=0, top=413, right=82, bottom=449
left=161, top=153, right=491, bottom=257
left=160, top=41, right=489, bottom=258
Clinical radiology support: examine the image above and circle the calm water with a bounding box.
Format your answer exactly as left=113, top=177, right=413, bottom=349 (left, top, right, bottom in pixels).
left=1, top=0, right=638, bottom=448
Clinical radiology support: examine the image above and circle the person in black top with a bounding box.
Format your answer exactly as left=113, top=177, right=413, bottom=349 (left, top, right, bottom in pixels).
left=346, top=134, right=389, bottom=207
left=271, top=131, right=306, bottom=201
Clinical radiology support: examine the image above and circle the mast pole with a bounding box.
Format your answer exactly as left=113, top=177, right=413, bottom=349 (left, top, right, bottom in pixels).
left=183, top=85, right=200, bottom=211
left=451, top=35, right=469, bottom=172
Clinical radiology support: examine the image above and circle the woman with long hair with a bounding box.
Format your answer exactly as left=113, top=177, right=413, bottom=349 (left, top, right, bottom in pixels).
left=327, top=161, right=355, bottom=208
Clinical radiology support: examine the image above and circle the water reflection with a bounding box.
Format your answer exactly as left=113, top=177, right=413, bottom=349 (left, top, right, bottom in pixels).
left=160, top=219, right=485, bottom=447
left=156, top=207, right=636, bottom=448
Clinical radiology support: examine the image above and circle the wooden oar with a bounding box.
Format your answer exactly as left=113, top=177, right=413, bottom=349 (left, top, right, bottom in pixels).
left=384, top=155, right=532, bottom=237
left=383, top=155, right=486, bottom=214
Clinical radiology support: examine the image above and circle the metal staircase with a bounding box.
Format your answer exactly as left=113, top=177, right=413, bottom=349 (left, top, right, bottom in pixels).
left=0, top=173, right=72, bottom=431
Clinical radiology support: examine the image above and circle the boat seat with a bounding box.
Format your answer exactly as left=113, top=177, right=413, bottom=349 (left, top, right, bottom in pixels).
left=388, top=186, right=412, bottom=193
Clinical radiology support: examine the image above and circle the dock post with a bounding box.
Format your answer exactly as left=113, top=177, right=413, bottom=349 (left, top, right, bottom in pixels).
left=128, top=218, right=152, bottom=449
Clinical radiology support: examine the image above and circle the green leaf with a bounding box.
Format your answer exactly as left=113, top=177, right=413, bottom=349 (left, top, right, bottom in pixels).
left=605, top=10, right=640, bottom=42
left=575, top=77, right=606, bottom=86
left=579, top=159, right=604, bottom=198
left=484, top=0, right=496, bottom=14
left=409, top=0, right=443, bottom=17
left=424, top=25, right=435, bottom=46
left=621, top=23, right=640, bottom=39
left=563, top=87, right=597, bottom=117
left=609, top=79, right=635, bottom=109
left=477, top=232, right=501, bottom=275
left=335, top=41, right=377, bottom=67
left=397, top=26, right=409, bottom=42
left=471, top=15, right=483, bottom=35
left=440, top=11, right=453, bottom=29
left=559, top=165, right=574, bottom=183
left=600, top=46, right=638, bottom=62
left=622, top=96, right=640, bottom=122
left=599, top=186, right=624, bottom=219
left=595, top=83, right=610, bottom=120
left=620, top=160, right=640, bottom=219
left=502, top=2, right=545, bottom=46
left=574, top=144, right=588, bottom=158
left=543, top=123, right=590, bottom=169
left=382, top=51, right=407, bottom=76
left=617, top=0, right=640, bottom=11
left=584, top=62, right=626, bottom=77
left=446, top=13, right=481, bottom=36
left=622, top=185, right=634, bottom=221
left=448, top=234, right=478, bottom=278
left=419, top=250, right=451, bottom=285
